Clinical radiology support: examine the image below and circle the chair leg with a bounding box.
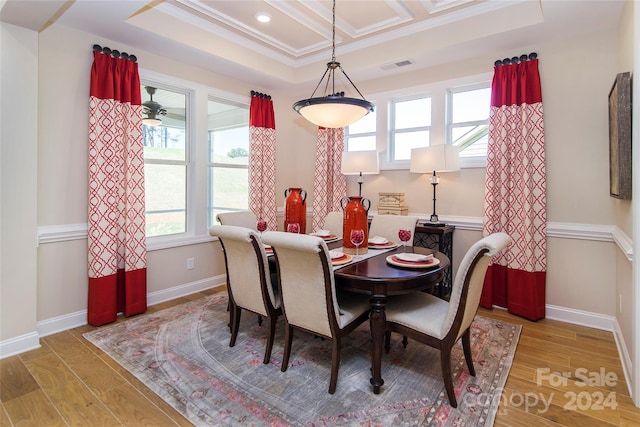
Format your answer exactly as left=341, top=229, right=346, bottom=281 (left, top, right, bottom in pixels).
left=402, top=335, right=408, bottom=348
left=462, top=329, right=475, bottom=376
left=229, top=305, right=241, bottom=347
left=263, top=316, right=277, bottom=364
left=384, top=331, right=391, bottom=353
left=257, top=315, right=263, bottom=326
left=281, top=324, right=294, bottom=372
left=440, top=347, right=458, bottom=408
left=329, top=337, right=341, bottom=394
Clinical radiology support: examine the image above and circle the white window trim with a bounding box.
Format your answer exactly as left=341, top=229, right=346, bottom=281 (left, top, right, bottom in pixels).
left=140, top=68, right=249, bottom=249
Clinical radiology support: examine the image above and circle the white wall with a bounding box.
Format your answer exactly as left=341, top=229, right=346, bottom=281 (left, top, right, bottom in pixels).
left=0, top=22, right=40, bottom=356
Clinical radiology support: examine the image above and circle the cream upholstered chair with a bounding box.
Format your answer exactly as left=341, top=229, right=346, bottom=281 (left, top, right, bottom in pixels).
left=261, top=231, right=370, bottom=394
left=208, top=225, right=281, bottom=364
left=368, top=214, right=418, bottom=244
left=322, top=211, right=343, bottom=237
left=216, top=210, right=258, bottom=230
left=384, top=232, right=512, bottom=407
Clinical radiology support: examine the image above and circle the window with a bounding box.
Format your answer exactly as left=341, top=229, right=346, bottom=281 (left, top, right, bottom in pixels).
left=390, top=96, right=431, bottom=161
left=141, top=85, right=188, bottom=238
left=351, top=73, right=491, bottom=170
left=207, top=98, right=250, bottom=226
left=345, top=109, right=376, bottom=151
left=447, top=85, right=490, bottom=158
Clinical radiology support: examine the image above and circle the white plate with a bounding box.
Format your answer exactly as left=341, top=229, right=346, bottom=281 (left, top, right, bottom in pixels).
left=395, top=253, right=433, bottom=262
left=368, top=236, right=389, bottom=245
left=368, top=241, right=399, bottom=249
left=386, top=255, right=440, bottom=269
left=331, top=253, right=352, bottom=265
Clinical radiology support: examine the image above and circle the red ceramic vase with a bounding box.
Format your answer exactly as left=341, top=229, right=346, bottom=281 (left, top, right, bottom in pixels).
left=341, top=196, right=370, bottom=255
left=284, top=188, right=307, bottom=234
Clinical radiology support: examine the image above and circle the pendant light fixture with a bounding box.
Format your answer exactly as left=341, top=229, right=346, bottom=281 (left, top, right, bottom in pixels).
left=292, top=0, right=374, bottom=128
left=142, top=86, right=167, bottom=127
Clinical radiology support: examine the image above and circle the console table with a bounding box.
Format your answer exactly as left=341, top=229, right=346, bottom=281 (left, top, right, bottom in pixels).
left=413, top=223, right=455, bottom=299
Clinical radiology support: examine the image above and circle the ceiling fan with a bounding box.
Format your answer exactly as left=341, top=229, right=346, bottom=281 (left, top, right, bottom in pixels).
left=142, top=86, right=167, bottom=126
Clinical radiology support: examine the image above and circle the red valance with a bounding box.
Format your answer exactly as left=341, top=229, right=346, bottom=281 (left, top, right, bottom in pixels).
left=491, top=59, right=542, bottom=107
left=90, top=51, right=141, bottom=105
left=250, top=94, right=275, bottom=129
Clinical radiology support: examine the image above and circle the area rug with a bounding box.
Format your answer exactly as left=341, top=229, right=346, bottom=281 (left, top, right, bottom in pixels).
left=84, top=293, right=521, bottom=426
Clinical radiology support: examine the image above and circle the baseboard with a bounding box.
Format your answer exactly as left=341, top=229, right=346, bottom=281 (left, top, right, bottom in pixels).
left=0, top=275, right=227, bottom=359
left=545, top=304, right=616, bottom=331
left=146, top=275, right=226, bottom=306
left=613, top=319, right=634, bottom=398
left=0, top=332, right=41, bottom=359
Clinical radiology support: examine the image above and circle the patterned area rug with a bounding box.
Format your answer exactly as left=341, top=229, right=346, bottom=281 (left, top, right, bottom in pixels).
left=84, top=293, right=520, bottom=426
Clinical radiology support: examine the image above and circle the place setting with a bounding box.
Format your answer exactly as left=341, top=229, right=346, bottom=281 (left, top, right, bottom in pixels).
left=386, top=252, right=440, bottom=269
left=367, top=235, right=399, bottom=249
left=310, top=229, right=341, bottom=243
left=329, top=250, right=352, bottom=266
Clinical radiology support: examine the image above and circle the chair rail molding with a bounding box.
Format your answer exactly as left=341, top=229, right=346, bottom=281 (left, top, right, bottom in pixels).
left=36, top=218, right=633, bottom=261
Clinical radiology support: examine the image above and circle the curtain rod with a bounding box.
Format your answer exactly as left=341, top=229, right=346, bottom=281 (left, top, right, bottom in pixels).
left=494, top=52, right=537, bottom=67
left=92, top=44, right=137, bottom=62
left=251, top=90, right=271, bottom=100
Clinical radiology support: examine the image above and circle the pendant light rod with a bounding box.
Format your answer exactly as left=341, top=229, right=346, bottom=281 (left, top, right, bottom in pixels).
left=292, top=0, right=374, bottom=128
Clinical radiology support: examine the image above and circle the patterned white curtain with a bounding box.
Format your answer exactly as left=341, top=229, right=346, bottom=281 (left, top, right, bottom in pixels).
left=481, top=54, right=546, bottom=321
left=248, top=91, right=277, bottom=230
left=88, top=46, right=147, bottom=326
left=312, top=127, right=347, bottom=231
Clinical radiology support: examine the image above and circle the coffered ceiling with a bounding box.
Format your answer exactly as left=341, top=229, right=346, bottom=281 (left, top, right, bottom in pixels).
left=1, top=0, right=625, bottom=92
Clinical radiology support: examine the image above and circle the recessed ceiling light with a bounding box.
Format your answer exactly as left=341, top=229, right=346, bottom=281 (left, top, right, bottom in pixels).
left=255, top=12, right=271, bottom=23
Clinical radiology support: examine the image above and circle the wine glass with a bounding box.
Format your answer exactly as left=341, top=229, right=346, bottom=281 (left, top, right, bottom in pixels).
left=286, top=223, right=300, bottom=234
left=350, top=229, right=365, bottom=257
left=398, top=229, right=412, bottom=250
left=257, top=220, right=267, bottom=236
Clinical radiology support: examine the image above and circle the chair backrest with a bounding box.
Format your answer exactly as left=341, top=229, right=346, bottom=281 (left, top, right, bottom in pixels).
left=368, top=215, right=418, bottom=244
left=322, top=211, right=343, bottom=237
left=262, top=231, right=339, bottom=338
left=216, top=210, right=258, bottom=230
left=442, top=232, right=512, bottom=340
left=208, top=225, right=278, bottom=314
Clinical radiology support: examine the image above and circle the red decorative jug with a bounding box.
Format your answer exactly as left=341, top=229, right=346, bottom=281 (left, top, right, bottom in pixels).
left=284, top=188, right=307, bottom=234
left=341, top=196, right=370, bottom=255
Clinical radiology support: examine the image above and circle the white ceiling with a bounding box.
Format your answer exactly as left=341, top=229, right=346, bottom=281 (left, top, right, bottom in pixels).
left=0, top=0, right=625, bottom=93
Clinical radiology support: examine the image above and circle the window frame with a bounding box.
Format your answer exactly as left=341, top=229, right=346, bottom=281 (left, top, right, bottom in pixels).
left=388, top=93, right=432, bottom=163
left=446, top=81, right=491, bottom=168
left=349, top=72, right=491, bottom=170
left=140, top=69, right=250, bottom=250
left=207, top=96, right=251, bottom=228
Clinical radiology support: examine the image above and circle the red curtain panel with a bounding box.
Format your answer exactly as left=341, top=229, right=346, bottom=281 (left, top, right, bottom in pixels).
left=481, top=57, right=546, bottom=321
left=312, top=127, right=347, bottom=231
left=88, top=47, right=147, bottom=326
left=249, top=92, right=277, bottom=230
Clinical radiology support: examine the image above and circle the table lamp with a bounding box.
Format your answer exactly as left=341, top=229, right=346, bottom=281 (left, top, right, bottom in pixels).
left=410, top=145, right=460, bottom=225
left=341, top=150, right=380, bottom=196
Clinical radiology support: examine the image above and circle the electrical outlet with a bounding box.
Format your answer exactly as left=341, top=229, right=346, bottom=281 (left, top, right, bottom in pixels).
left=187, top=257, right=195, bottom=270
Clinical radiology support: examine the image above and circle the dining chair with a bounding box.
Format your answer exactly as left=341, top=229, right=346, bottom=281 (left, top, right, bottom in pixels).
left=322, top=211, right=343, bottom=237
left=261, top=231, right=370, bottom=394
left=368, top=214, right=418, bottom=244
left=208, top=225, right=281, bottom=364
left=383, top=232, right=512, bottom=407
left=216, top=210, right=258, bottom=230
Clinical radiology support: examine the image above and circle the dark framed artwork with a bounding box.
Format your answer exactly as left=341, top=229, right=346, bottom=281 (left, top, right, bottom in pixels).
left=608, top=72, right=632, bottom=199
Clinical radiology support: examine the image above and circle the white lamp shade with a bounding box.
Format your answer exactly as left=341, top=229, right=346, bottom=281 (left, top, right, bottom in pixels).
left=410, top=145, right=460, bottom=173
left=341, top=150, right=380, bottom=175
left=297, top=102, right=371, bottom=129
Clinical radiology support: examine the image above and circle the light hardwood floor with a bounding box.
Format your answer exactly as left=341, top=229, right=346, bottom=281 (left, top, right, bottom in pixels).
left=2, top=287, right=639, bottom=426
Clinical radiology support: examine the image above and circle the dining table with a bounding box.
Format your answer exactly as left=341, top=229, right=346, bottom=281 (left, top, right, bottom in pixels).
left=333, top=245, right=450, bottom=394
